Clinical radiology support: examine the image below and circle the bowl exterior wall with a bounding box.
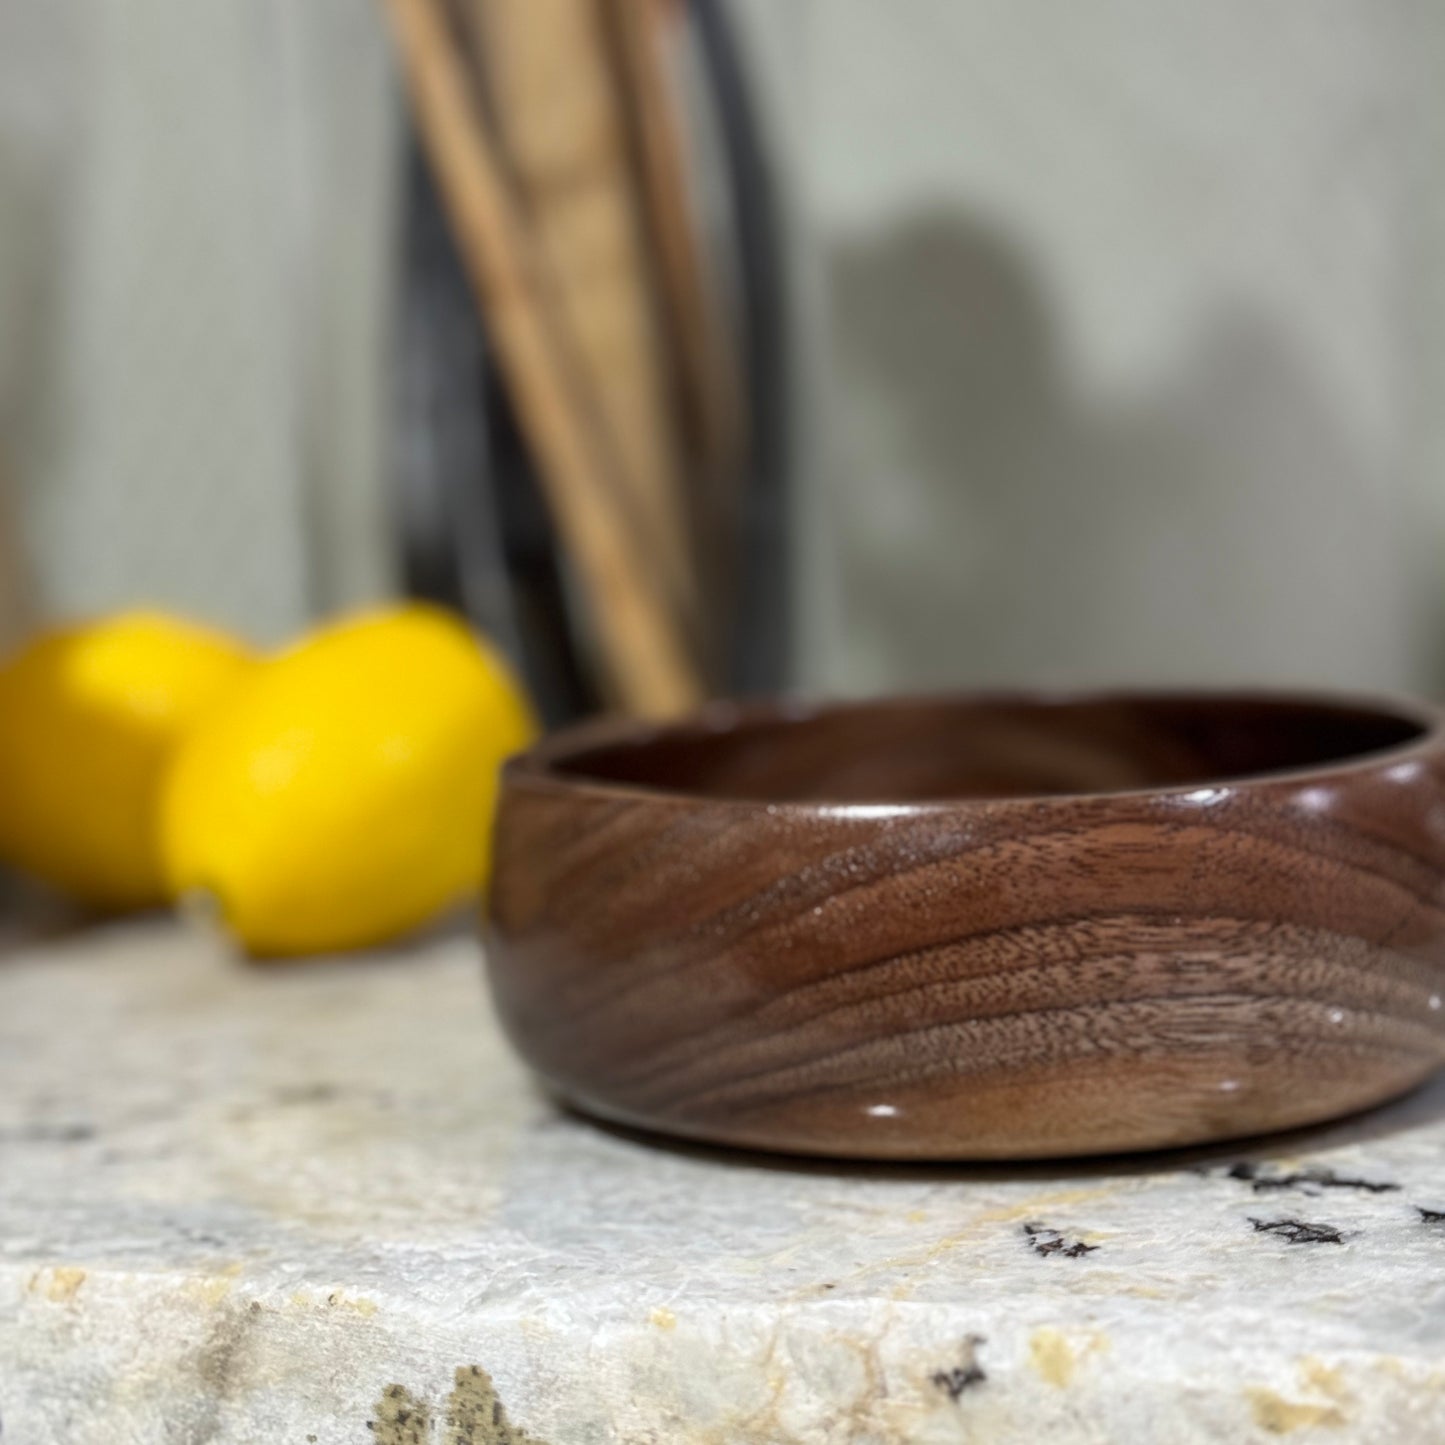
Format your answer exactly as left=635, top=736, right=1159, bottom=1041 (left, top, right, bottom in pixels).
left=485, top=726, right=1445, bottom=1158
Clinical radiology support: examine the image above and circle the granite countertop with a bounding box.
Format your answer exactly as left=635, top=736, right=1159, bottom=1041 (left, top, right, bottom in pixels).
left=2, top=917, right=1443, bottom=1443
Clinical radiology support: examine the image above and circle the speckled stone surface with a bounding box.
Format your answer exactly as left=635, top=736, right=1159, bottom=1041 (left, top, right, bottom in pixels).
left=2, top=917, right=1444, bottom=1444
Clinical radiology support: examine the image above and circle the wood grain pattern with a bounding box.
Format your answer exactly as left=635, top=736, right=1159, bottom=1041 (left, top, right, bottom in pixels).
left=601, top=0, right=745, bottom=651
left=458, top=0, right=699, bottom=635
left=383, top=0, right=704, bottom=717
left=484, top=692, right=1445, bottom=1159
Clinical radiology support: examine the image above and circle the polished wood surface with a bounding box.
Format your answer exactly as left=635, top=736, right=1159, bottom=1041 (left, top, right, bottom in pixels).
left=484, top=692, right=1445, bottom=1158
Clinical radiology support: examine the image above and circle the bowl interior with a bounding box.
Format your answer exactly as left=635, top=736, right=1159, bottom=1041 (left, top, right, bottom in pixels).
left=546, top=695, right=1428, bottom=804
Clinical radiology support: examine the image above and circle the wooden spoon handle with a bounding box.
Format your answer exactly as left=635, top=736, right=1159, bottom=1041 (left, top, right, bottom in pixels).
left=384, top=0, right=705, bottom=718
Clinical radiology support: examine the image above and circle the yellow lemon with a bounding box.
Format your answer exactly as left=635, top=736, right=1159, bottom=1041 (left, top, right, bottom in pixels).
left=161, top=603, right=538, bottom=957
left=0, top=610, right=258, bottom=909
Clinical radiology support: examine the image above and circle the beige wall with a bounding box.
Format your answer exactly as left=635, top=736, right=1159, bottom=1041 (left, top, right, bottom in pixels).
left=0, top=465, right=31, bottom=649
left=4, top=1, right=1443, bottom=697
left=0, top=0, right=399, bottom=645
left=743, top=0, right=1445, bottom=697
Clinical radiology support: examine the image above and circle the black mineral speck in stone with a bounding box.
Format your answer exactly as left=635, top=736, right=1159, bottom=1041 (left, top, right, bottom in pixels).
left=1248, top=1217, right=1345, bottom=1246
left=1227, top=1162, right=1398, bottom=1195
left=931, top=1336, right=987, bottom=1400
left=1022, top=1222, right=1097, bottom=1258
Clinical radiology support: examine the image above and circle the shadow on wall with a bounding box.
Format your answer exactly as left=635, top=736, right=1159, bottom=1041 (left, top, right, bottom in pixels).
left=827, top=211, right=1412, bottom=693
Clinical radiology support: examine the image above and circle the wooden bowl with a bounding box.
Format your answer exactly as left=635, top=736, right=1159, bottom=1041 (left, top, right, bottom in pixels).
left=483, top=691, right=1445, bottom=1159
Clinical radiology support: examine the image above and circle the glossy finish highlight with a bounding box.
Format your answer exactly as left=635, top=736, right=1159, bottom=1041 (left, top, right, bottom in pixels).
left=483, top=692, right=1445, bottom=1159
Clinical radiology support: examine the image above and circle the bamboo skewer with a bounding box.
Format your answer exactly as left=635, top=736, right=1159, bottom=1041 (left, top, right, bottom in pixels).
left=455, top=0, right=700, bottom=646
left=602, top=0, right=741, bottom=487
left=601, top=0, right=747, bottom=680
left=384, top=0, right=705, bottom=717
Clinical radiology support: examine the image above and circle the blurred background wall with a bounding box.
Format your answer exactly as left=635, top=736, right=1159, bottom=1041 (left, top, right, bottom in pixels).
left=761, top=0, right=1445, bottom=697
left=2, top=0, right=1444, bottom=695
left=0, top=0, right=397, bottom=644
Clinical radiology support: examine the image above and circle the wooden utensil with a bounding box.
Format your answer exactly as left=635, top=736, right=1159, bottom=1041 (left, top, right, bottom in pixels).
left=455, top=0, right=699, bottom=638
left=384, top=0, right=704, bottom=717
left=485, top=689, right=1445, bottom=1159
left=602, top=0, right=745, bottom=637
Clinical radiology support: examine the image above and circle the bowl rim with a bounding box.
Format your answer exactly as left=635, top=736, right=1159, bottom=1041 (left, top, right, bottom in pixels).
left=502, top=686, right=1445, bottom=814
